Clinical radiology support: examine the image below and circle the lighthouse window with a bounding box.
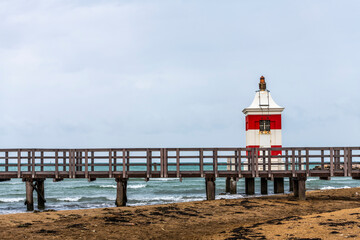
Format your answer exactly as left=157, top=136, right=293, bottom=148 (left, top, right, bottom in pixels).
left=259, top=120, right=270, bottom=132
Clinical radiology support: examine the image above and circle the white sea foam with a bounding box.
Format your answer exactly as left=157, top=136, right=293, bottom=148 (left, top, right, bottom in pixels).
left=138, top=196, right=183, bottom=202
left=152, top=178, right=178, bottom=182
left=320, top=186, right=352, bottom=190
left=0, top=198, right=25, bottom=203
left=57, top=197, right=81, bottom=202
left=100, top=185, right=116, bottom=189
left=128, top=184, right=146, bottom=189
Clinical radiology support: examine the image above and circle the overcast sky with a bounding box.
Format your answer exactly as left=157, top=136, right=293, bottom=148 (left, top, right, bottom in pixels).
left=0, top=0, right=359, bottom=148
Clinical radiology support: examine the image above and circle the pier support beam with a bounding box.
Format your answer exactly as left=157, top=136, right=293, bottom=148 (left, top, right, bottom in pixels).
left=274, top=178, right=284, bottom=194
left=115, top=178, right=128, bottom=207
left=293, top=179, right=299, bottom=197
left=298, top=176, right=306, bottom=200
left=25, top=180, right=34, bottom=211
left=206, top=176, right=216, bottom=200
left=245, top=178, right=255, bottom=195
left=261, top=178, right=268, bottom=195
left=320, top=176, right=330, bottom=180
left=289, top=177, right=294, bottom=192
left=225, top=177, right=237, bottom=194
left=36, top=180, right=45, bottom=210
left=293, top=175, right=307, bottom=200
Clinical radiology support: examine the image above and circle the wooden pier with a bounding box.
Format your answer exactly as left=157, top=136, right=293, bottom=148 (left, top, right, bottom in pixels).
left=0, top=147, right=359, bottom=210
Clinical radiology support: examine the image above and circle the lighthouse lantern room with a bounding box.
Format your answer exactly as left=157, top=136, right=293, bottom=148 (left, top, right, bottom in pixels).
left=242, top=76, right=284, bottom=156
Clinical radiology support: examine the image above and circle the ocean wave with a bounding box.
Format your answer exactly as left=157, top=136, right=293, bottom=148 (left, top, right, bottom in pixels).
left=128, top=184, right=146, bottom=189
left=57, top=197, right=81, bottom=202
left=0, top=198, right=25, bottom=203
left=99, top=185, right=116, bottom=189
left=152, top=178, right=178, bottom=182
left=132, top=195, right=184, bottom=202
left=320, top=186, right=352, bottom=190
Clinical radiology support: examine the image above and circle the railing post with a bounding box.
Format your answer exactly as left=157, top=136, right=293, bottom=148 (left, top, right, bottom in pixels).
left=68, top=150, right=72, bottom=178
left=251, top=148, right=255, bottom=178
left=213, top=149, right=218, bottom=178
left=27, top=151, right=31, bottom=172
left=285, top=150, right=289, bottom=171
left=176, top=148, right=180, bottom=178
left=40, top=151, right=44, bottom=172
left=85, top=150, right=89, bottom=179
left=63, top=151, right=66, bottom=172
left=55, top=150, right=59, bottom=179
left=164, top=148, right=168, bottom=178
left=91, top=151, right=95, bottom=172
left=126, top=151, right=130, bottom=172
left=17, top=150, right=21, bottom=178
left=160, top=149, right=164, bottom=178
left=113, top=151, right=117, bottom=172
left=306, top=148, right=309, bottom=176
left=343, top=148, right=348, bottom=177
left=348, top=147, right=352, bottom=177
left=237, top=149, right=242, bottom=178
left=31, top=150, right=35, bottom=179
left=255, top=148, right=259, bottom=177
left=109, top=150, right=113, bottom=178
left=267, top=148, right=271, bottom=178
left=291, top=148, right=295, bottom=177
left=200, top=149, right=204, bottom=178
left=5, top=151, right=9, bottom=172
left=330, top=147, right=334, bottom=177
left=122, top=149, right=126, bottom=179
left=146, top=149, right=151, bottom=179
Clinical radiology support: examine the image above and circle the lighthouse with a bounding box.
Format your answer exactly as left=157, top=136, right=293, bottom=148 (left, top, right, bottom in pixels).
left=242, top=76, right=284, bottom=155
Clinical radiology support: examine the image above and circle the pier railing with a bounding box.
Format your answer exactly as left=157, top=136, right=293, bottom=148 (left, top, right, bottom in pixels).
left=0, top=147, right=359, bottom=180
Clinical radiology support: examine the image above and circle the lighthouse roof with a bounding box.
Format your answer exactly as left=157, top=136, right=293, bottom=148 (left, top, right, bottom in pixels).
left=242, top=90, right=284, bottom=115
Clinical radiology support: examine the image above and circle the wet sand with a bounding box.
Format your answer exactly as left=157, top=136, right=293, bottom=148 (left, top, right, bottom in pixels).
left=1, top=188, right=360, bottom=239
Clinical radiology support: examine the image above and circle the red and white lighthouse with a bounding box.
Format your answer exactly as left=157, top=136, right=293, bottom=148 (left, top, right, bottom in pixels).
left=242, top=76, right=284, bottom=155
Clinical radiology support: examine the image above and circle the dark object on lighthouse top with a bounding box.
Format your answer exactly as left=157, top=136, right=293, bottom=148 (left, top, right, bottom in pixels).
left=259, top=76, right=266, bottom=91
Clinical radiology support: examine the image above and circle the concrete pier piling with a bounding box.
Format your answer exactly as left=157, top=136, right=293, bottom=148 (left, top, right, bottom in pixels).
left=36, top=180, right=45, bottom=210
left=274, top=178, right=284, bottom=194
left=205, top=176, right=216, bottom=200
left=115, top=178, right=128, bottom=207
left=289, top=177, right=294, bottom=192
left=261, top=178, right=268, bottom=195
left=225, top=177, right=237, bottom=194
left=245, top=178, right=255, bottom=195
left=25, top=180, right=34, bottom=211
left=298, top=176, right=307, bottom=200
left=293, top=175, right=307, bottom=200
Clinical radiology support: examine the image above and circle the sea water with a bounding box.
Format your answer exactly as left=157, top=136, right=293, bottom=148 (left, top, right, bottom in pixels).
left=0, top=176, right=359, bottom=214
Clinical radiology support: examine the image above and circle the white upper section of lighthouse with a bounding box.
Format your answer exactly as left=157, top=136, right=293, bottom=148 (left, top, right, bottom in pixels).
left=242, top=90, right=284, bottom=115
left=242, top=76, right=284, bottom=115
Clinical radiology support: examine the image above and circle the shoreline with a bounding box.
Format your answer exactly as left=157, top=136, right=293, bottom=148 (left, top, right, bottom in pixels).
left=0, top=187, right=360, bottom=239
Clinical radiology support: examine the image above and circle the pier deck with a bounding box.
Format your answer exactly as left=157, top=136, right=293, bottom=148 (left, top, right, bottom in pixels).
left=0, top=147, right=359, bottom=210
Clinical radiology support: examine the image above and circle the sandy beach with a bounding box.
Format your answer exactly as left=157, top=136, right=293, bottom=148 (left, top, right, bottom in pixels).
left=0, top=188, right=360, bottom=240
